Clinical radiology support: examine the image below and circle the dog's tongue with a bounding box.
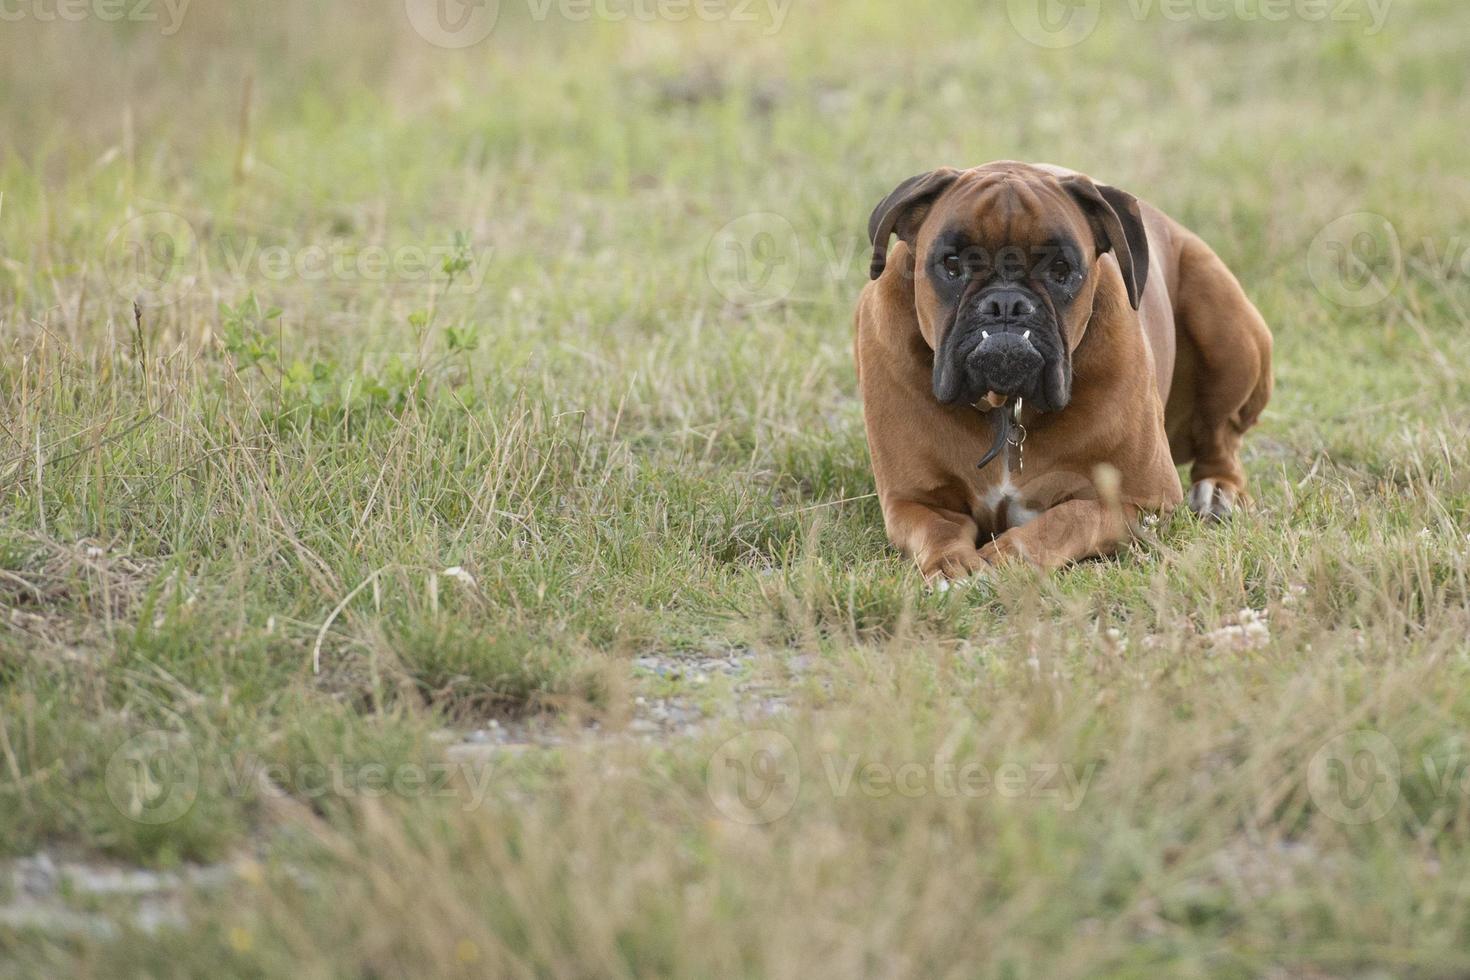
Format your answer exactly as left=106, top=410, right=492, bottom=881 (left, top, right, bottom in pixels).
left=983, top=391, right=1009, bottom=409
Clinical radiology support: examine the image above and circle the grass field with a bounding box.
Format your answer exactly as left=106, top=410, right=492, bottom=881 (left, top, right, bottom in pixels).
left=2, top=0, right=1470, bottom=975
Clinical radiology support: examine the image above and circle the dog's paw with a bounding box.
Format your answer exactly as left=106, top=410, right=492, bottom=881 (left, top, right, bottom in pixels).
left=1187, top=479, right=1238, bottom=522
left=920, top=546, right=991, bottom=586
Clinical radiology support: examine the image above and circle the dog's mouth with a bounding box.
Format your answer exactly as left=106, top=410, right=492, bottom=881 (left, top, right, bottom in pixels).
left=969, top=328, right=1042, bottom=404
left=978, top=390, right=1010, bottom=409
left=935, top=324, right=1052, bottom=409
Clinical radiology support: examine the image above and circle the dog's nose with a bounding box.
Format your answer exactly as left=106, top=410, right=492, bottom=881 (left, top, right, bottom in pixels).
left=977, top=289, right=1037, bottom=322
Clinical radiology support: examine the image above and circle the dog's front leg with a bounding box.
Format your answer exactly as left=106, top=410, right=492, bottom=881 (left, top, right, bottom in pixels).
left=979, top=498, right=1135, bottom=571
left=882, top=498, right=988, bottom=582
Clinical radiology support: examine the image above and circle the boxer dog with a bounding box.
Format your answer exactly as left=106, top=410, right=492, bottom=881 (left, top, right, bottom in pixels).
left=854, top=162, right=1272, bottom=581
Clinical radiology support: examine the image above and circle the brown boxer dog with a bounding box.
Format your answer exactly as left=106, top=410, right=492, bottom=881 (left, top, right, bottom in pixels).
left=854, top=162, right=1272, bottom=581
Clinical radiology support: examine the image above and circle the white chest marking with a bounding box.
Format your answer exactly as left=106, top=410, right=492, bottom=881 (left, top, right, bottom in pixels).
left=983, top=465, right=1041, bottom=530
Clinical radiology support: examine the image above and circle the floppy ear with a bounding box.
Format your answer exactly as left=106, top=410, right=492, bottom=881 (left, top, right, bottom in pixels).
left=1059, top=175, right=1150, bottom=309
left=868, top=168, right=961, bottom=280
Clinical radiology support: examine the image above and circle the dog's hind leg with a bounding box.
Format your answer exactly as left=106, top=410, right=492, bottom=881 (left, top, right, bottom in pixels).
left=1170, top=232, right=1273, bottom=520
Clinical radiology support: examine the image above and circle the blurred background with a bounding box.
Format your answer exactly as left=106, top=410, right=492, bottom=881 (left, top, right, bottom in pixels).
left=3, top=0, right=1463, bottom=358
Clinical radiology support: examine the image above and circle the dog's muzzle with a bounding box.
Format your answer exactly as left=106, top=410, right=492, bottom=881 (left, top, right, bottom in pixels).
left=933, top=285, right=1056, bottom=408
left=970, top=329, right=1044, bottom=397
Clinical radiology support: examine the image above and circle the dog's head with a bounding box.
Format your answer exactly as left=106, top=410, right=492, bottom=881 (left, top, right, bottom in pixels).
left=868, top=162, right=1150, bottom=413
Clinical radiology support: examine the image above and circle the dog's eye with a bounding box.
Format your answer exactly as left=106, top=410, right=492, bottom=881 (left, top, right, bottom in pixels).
left=940, top=255, right=964, bottom=280
left=1048, top=259, right=1072, bottom=284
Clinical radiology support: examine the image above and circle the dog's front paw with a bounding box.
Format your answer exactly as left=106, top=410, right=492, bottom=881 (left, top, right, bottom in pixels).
left=1187, top=479, right=1240, bottom=522
left=919, top=545, right=991, bottom=585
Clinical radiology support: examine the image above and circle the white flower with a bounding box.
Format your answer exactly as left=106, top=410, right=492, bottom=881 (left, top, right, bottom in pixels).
left=1202, top=609, right=1270, bottom=652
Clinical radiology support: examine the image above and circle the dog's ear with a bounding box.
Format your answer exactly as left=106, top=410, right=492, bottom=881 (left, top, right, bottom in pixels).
left=868, top=168, right=961, bottom=280
left=1059, top=175, right=1150, bottom=309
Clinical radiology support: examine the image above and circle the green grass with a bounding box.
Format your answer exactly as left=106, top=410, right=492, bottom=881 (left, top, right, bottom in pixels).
left=2, top=0, right=1470, bottom=975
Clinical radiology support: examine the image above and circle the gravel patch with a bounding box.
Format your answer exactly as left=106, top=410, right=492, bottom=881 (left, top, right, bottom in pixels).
left=447, top=648, right=805, bottom=756
left=0, top=852, right=239, bottom=939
